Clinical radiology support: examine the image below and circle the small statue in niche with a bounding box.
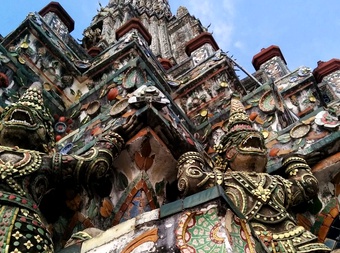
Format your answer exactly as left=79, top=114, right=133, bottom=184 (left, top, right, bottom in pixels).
left=177, top=95, right=331, bottom=252
left=0, top=83, right=126, bottom=252
left=82, top=27, right=102, bottom=49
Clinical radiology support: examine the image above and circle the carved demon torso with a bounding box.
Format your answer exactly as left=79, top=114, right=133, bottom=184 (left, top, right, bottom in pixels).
left=177, top=152, right=330, bottom=252
left=224, top=171, right=322, bottom=252
left=0, top=146, right=54, bottom=252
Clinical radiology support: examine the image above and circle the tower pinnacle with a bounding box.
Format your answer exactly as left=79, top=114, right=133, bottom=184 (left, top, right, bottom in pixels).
left=108, top=0, right=171, bottom=17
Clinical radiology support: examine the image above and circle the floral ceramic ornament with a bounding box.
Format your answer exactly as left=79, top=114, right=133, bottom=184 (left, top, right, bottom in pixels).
left=298, top=66, right=311, bottom=77
left=315, top=110, right=340, bottom=129
left=0, top=72, right=9, bottom=87
left=128, top=85, right=170, bottom=107
left=0, top=52, right=10, bottom=64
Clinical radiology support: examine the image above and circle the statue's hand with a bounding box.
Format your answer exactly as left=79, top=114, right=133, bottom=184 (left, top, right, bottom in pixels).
left=281, top=155, right=319, bottom=205
left=282, top=155, right=311, bottom=177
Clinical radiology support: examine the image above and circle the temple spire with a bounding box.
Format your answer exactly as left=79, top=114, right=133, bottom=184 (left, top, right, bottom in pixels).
left=108, top=0, right=172, bottom=16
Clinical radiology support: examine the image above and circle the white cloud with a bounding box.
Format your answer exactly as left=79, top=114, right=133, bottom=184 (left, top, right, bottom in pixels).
left=222, top=0, right=236, bottom=17
left=185, top=1, right=213, bottom=17
left=233, top=40, right=244, bottom=50
left=184, top=0, right=236, bottom=49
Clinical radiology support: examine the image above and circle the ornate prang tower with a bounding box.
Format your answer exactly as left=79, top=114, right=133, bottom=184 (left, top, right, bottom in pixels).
left=0, top=1, right=339, bottom=252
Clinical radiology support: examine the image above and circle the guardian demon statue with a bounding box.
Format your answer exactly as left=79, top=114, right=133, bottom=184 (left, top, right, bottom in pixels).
left=0, top=84, right=124, bottom=252
left=177, top=95, right=331, bottom=253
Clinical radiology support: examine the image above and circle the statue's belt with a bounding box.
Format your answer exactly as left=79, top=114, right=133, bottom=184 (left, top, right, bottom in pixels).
left=0, top=190, right=40, bottom=214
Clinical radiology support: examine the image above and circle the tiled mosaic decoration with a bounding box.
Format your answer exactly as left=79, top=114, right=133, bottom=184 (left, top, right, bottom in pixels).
left=176, top=206, right=229, bottom=253
left=176, top=206, right=256, bottom=253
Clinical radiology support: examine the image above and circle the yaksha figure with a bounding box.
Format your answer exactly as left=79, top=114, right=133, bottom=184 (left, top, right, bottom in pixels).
left=0, top=84, right=125, bottom=252
left=177, top=95, right=331, bottom=252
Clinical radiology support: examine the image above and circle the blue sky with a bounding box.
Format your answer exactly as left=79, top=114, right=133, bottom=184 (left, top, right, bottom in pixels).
left=1, top=1, right=339, bottom=77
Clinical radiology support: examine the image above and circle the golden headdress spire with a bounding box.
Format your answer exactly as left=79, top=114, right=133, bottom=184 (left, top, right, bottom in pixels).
left=225, top=94, right=253, bottom=133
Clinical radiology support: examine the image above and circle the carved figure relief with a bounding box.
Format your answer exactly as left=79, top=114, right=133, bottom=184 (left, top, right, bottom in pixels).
left=0, top=83, right=125, bottom=252
left=177, top=95, right=331, bottom=253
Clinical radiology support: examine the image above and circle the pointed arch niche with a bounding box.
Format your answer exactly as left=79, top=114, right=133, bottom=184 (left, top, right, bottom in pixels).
left=111, top=127, right=178, bottom=225
left=112, top=172, right=158, bottom=225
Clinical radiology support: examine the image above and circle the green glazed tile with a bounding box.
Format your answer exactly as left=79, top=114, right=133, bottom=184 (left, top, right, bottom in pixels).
left=322, top=198, right=337, bottom=215
left=160, top=199, right=183, bottom=218
left=183, top=186, right=220, bottom=209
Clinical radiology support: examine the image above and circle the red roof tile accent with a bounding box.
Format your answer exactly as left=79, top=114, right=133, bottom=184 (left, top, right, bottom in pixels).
left=116, top=18, right=152, bottom=45
left=252, top=45, right=286, bottom=70
left=313, top=58, right=340, bottom=83
left=159, top=58, right=173, bottom=70
left=39, top=1, right=74, bottom=32
left=185, top=32, right=219, bottom=56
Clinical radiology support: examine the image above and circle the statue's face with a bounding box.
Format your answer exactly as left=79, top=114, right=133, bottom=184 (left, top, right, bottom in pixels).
left=0, top=103, right=52, bottom=152
left=223, top=130, right=268, bottom=172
